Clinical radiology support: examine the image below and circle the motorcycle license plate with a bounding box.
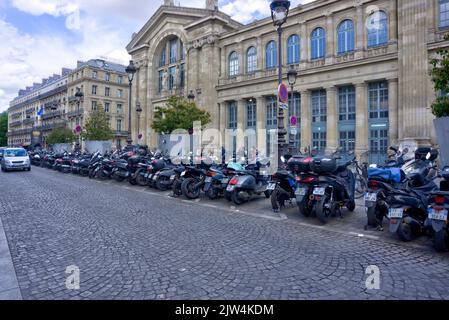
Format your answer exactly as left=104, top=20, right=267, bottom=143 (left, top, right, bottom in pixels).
left=170, top=175, right=176, bottom=180
left=295, top=188, right=307, bottom=196
left=364, top=193, right=377, bottom=202
left=181, top=171, right=186, bottom=177
left=388, top=208, right=404, bottom=219
left=144, top=173, right=149, bottom=178
left=205, top=177, right=212, bottom=183
left=266, top=183, right=276, bottom=191
left=222, top=178, right=229, bottom=184
left=148, top=174, right=153, bottom=180
left=226, top=185, right=235, bottom=192
left=429, top=208, right=448, bottom=221
left=153, top=175, right=158, bottom=180
left=313, top=188, right=325, bottom=196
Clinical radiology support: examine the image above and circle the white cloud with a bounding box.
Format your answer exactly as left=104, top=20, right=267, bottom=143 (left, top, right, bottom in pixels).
left=0, top=0, right=316, bottom=112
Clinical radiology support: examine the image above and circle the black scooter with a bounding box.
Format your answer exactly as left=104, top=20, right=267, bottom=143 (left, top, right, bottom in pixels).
left=428, top=167, right=449, bottom=252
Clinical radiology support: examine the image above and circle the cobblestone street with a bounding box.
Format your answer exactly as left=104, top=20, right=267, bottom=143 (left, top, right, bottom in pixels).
left=1, top=167, right=449, bottom=300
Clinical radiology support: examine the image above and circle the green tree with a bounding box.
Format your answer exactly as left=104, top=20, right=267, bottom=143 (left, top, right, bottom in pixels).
left=46, top=127, right=76, bottom=145
left=81, top=103, right=114, bottom=141
left=0, top=112, right=8, bottom=146
left=430, top=33, right=449, bottom=118
left=152, top=96, right=211, bottom=134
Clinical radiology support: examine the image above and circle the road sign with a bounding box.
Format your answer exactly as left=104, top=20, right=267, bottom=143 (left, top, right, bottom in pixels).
left=290, top=127, right=298, bottom=135
left=290, top=116, right=298, bottom=126
left=278, top=83, right=289, bottom=103
left=138, top=134, right=143, bottom=140
left=75, top=125, right=82, bottom=134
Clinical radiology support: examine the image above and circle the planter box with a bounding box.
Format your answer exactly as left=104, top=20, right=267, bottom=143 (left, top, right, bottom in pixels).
left=52, top=143, right=72, bottom=154
left=434, top=117, right=449, bottom=166
left=85, top=140, right=112, bottom=155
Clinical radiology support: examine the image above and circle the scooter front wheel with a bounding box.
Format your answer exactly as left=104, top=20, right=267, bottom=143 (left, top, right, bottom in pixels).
left=136, top=173, right=148, bottom=186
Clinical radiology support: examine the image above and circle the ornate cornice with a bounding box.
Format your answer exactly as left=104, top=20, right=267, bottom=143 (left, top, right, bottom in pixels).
left=186, top=34, right=219, bottom=51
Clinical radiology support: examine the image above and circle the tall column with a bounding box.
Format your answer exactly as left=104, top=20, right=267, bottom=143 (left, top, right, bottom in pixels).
left=300, top=90, right=311, bottom=152
left=326, top=86, right=338, bottom=153
left=355, top=82, right=368, bottom=156
left=257, top=37, right=263, bottom=72
left=237, top=99, right=246, bottom=152
left=397, top=0, right=432, bottom=146
left=300, top=22, right=308, bottom=64
left=388, top=78, right=399, bottom=146
left=355, top=4, right=364, bottom=59
left=325, top=14, right=335, bottom=64
left=256, top=96, right=266, bottom=155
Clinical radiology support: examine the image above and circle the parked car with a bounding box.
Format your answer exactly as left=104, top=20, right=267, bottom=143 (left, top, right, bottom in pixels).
left=1, top=148, right=31, bottom=172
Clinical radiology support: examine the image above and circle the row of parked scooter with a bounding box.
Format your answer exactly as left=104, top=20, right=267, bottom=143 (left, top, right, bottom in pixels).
left=28, top=145, right=449, bottom=252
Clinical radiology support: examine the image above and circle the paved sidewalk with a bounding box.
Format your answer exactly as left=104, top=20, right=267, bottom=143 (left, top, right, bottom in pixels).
left=0, top=217, right=22, bottom=300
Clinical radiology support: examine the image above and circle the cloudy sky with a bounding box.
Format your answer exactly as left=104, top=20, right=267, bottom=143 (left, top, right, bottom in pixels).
left=0, top=0, right=312, bottom=112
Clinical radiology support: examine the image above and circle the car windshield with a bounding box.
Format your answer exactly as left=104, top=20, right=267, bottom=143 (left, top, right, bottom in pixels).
left=4, top=149, right=27, bottom=157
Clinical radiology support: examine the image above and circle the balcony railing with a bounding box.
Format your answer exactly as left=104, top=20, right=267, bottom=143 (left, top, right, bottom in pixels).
left=41, top=110, right=62, bottom=120
left=23, top=118, right=35, bottom=125
left=34, top=121, right=67, bottom=131
left=7, top=128, right=33, bottom=136
left=10, top=120, right=22, bottom=127
left=67, top=108, right=84, bottom=118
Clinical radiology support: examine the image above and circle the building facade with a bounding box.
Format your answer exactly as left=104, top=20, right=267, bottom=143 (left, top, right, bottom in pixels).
left=67, top=59, right=129, bottom=149
left=127, top=0, right=449, bottom=161
left=7, top=59, right=129, bottom=150
left=7, top=69, right=71, bottom=148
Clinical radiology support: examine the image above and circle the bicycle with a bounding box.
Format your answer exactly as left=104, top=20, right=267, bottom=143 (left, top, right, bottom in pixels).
left=353, top=151, right=369, bottom=199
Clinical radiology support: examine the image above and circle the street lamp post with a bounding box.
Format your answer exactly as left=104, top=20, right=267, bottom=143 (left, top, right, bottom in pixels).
left=287, top=65, right=297, bottom=154
left=125, top=60, right=137, bottom=146
left=270, top=0, right=291, bottom=166
left=136, top=101, right=142, bottom=144
left=75, top=87, right=84, bottom=152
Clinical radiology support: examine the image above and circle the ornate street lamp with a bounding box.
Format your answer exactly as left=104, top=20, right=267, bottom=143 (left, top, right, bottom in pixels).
left=187, top=90, right=195, bottom=103
left=136, top=101, right=142, bottom=144
left=125, top=60, right=137, bottom=145
left=287, top=65, right=297, bottom=154
left=270, top=0, right=291, bottom=166
left=75, top=87, right=84, bottom=151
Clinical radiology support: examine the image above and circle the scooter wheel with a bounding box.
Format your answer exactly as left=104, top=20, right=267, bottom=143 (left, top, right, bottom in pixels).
left=156, top=176, right=170, bottom=191
left=434, top=230, right=449, bottom=252
left=298, top=201, right=311, bottom=217
left=224, top=192, right=232, bottom=202
left=231, top=190, right=245, bottom=205
left=136, top=173, right=148, bottom=186
left=316, top=195, right=330, bottom=224
left=206, top=188, right=219, bottom=200
left=264, top=190, right=271, bottom=199
left=270, top=189, right=281, bottom=212
left=346, top=199, right=356, bottom=212
left=367, top=206, right=382, bottom=228
left=397, top=221, right=414, bottom=242
left=181, top=178, right=201, bottom=200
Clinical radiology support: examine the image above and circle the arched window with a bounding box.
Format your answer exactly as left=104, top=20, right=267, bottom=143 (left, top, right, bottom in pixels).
left=287, top=34, right=300, bottom=64
left=367, top=11, right=388, bottom=48
left=337, top=20, right=355, bottom=54
left=266, top=41, right=277, bottom=69
left=229, top=51, right=239, bottom=77
left=440, top=0, right=449, bottom=28
left=311, top=27, right=326, bottom=60
left=247, top=47, right=257, bottom=73
left=159, top=49, right=166, bottom=67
